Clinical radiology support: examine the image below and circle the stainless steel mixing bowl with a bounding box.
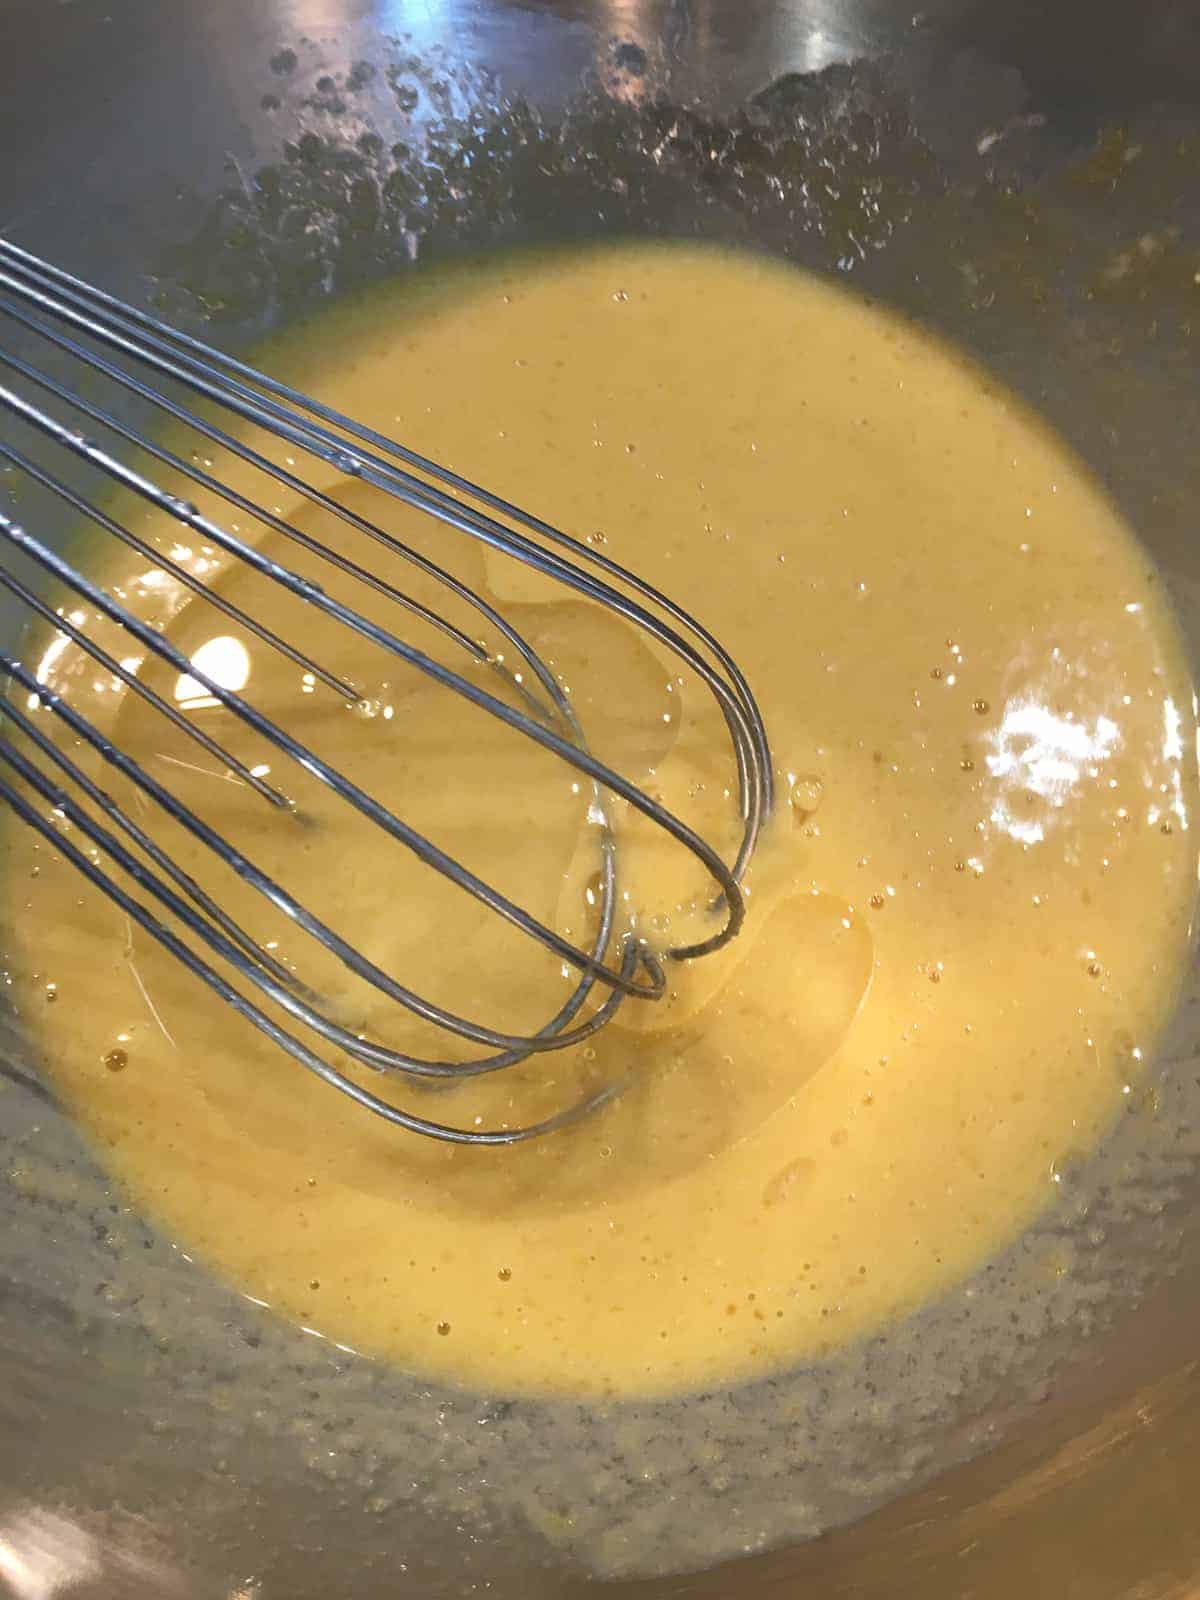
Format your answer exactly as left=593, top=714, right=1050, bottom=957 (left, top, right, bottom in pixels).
left=3, top=2, right=1200, bottom=1595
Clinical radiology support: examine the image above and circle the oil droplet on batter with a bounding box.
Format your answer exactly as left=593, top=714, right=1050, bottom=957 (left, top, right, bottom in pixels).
left=102, top=1047, right=128, bottom=1072
left=437, top=1320, right=452, bottom=1336
left=498, top=1267, right=512, bottom=1282
left=789, top=775, right=824, bottom=820
left=45, top=983, right=57, bottom=1002
left=972, top=698, right=990, bottom=715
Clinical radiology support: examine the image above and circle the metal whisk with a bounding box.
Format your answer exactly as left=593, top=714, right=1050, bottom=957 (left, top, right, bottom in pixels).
left=0, top=240, right=772, bottom=1144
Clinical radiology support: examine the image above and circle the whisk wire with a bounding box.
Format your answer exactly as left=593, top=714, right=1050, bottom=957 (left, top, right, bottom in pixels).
left=0, top=241, right=773, bottom=1143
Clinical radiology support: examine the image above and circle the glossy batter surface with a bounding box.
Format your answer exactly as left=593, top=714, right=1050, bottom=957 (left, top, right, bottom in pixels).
left=4, top=244, right=1196, bottom=1397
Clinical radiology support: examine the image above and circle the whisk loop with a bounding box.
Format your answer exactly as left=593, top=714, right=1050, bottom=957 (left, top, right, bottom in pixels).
left=0, top=240, right=772, bottom=1144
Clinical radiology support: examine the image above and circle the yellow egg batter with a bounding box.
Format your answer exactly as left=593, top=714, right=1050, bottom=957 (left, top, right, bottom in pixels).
left=3, top=242, right=1196, bottom=1398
